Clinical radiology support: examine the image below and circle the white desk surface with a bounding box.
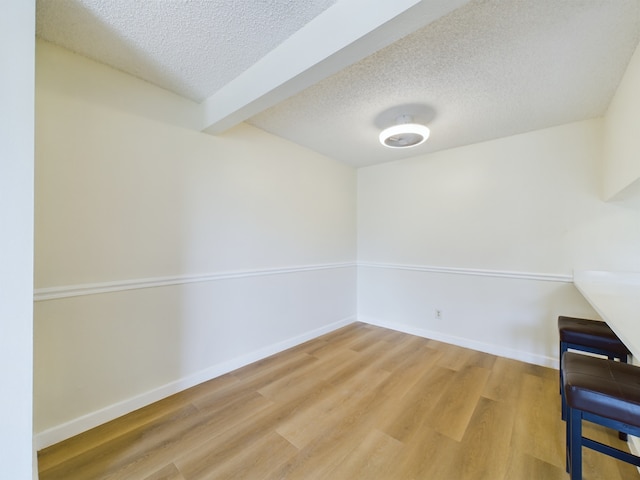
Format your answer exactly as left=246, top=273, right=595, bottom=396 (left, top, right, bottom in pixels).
left=573, top=270, right=640, bottom=359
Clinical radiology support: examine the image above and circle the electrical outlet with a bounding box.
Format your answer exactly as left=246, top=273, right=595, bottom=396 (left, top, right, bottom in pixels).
left=435, top=309, right=442, bottom=320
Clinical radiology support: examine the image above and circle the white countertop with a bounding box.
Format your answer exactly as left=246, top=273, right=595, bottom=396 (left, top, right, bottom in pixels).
left=573, top=270, right=640, bottom=359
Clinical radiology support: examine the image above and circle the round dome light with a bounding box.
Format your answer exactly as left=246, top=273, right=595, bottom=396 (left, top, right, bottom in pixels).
left=379, top=122, right=430, bottom=148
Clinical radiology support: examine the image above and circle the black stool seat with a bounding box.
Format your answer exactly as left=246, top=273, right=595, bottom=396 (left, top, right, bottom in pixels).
left=558, top=316, right=630, bottom=423
left=562, top=352, right=640, bottom=479
left=559, top=316, right=630, bottom=357
left=564, top=352, right=640, bottom=427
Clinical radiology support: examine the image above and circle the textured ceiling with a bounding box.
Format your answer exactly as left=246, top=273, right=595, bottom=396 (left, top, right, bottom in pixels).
left=249, top=0, right=640, bottom=166
left=36, top=0, right=338, bottom=102
left=36, top=0, right=640, bottom=168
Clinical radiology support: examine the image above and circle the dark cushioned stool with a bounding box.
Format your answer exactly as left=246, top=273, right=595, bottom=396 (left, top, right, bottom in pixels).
left=559, top=316, right=630, bottom=362
left=558, top=316, right=630, bottom=422
left=562, top=352, right=640, bottom=479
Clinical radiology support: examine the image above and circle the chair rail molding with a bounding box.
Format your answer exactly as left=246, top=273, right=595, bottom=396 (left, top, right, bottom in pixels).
left=34, top=262, right=571, bottom=302
left=34, top=262, right=357, bottom=301
left=358, top=262, right=573, bottom=283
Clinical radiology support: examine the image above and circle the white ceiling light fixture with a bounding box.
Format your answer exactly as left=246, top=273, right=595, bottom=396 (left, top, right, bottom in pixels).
left=379, top=115, right=430, bottom=148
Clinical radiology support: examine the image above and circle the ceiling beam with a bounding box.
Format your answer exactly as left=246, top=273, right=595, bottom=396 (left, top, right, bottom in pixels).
left=200, top=0, right=470, bottom=135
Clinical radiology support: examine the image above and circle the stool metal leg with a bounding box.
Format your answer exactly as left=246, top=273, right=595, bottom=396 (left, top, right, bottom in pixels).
left=564, top=398, right=571, bottom=473
left=560, top=341, right=568, bottom=395
left=568, top=406, right=582, bottom=480
left=560, top=342, right=568, bottom=420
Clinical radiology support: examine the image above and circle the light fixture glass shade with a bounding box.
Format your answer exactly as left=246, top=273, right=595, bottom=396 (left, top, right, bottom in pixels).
left=379, top=123, right=430, bottom=148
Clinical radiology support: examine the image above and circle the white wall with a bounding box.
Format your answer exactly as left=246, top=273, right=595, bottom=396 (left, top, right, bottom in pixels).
left=358, top=119, right=640, bottom=367
left=0, top=1, right=36, bottom=478
left=34, top=42, right=357, bottom=447
left=603, top=40, right=640, bottom=200
left=34, top=33, right=640, bottom=452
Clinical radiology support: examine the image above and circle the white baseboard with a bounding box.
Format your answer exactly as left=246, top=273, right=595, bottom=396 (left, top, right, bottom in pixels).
left=360, top=316, right=558, bottom=369
left=35, top=313, right=558, bottom=450
left=34, top=315, right=356, bottom=450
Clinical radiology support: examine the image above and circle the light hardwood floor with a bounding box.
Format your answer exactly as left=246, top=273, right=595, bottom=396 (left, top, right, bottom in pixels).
left=38, top=322, right=640, bottom=479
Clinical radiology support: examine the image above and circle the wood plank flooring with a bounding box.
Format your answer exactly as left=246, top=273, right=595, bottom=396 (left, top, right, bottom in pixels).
left=38, top=322, right=640, bottom=479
